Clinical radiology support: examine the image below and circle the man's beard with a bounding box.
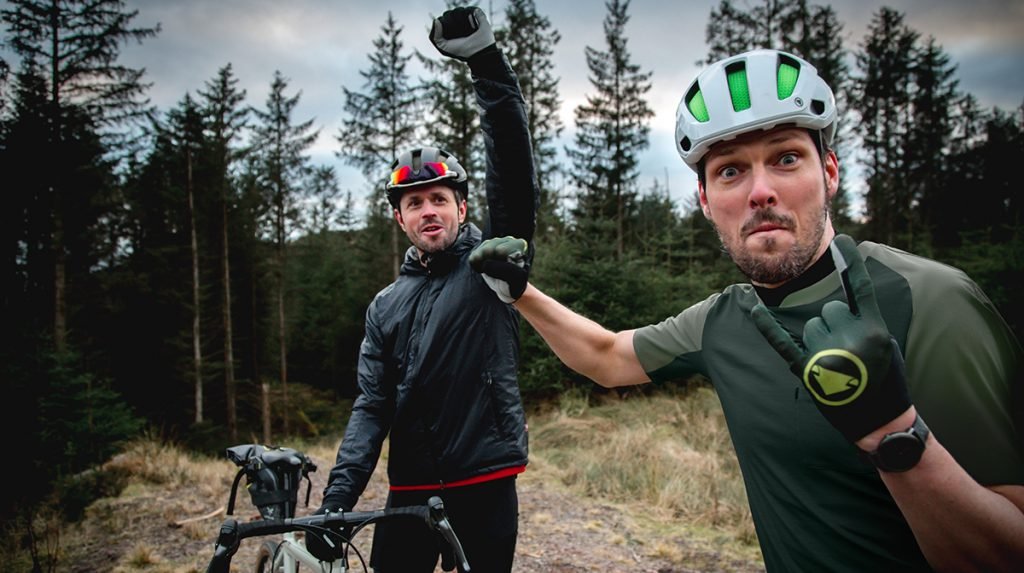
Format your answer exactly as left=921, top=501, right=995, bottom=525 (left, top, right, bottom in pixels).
left=410, top=222, right=461, bottom=255
left=715, top=199, right=830, bottom=285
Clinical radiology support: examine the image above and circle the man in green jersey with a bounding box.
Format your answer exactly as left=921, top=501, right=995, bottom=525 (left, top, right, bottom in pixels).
left=469, top=48, right=1024, bottom=571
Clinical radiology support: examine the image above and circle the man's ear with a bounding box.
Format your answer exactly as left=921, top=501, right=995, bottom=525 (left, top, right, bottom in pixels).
left=824, top=150, right=839, bottom=200
left=458, top=198, right=467, bottom=224
left=394, top=208, right=406, bottom=231
left=698, top=183, right=712, bottom=220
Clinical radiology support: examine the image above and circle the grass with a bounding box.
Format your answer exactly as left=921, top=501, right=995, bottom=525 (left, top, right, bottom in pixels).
left=525, top=385, right=760, bottom=560
left=10, top=386, right=761, bottom=571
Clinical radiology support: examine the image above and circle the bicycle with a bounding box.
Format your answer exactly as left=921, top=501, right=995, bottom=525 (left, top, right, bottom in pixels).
left=205, top=443, right=470, bottom=573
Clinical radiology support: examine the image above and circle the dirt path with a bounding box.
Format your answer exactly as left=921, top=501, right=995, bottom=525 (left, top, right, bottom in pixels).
left=59, top=448, right=764, bottom=572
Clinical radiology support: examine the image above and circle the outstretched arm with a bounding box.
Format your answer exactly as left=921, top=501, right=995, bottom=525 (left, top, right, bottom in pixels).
left=514, top=283, right=649, bottom=388
left=466, top=237, right=648, bottom=387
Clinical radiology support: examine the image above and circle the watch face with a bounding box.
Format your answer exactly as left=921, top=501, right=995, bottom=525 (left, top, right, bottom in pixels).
left=878, top=433, right=924, bottom=471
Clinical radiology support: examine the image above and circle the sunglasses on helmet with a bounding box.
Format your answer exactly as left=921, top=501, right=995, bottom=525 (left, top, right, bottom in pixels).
left=389, top=161, right=457, bottom=188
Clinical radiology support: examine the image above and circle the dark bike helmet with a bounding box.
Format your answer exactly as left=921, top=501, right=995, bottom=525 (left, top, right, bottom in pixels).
left=385, top=147, right=469, bottom=208
left=675, top=49, right=837, bottom=172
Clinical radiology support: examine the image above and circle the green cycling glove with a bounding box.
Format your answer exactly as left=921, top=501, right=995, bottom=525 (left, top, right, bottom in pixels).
left=750, top=234, right=911, bottom=442
left=469, top=236, right=529, bottom=303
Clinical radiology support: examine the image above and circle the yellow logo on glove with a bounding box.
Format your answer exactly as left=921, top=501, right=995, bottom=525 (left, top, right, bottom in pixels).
left=803, top=349, right=867, bottom=406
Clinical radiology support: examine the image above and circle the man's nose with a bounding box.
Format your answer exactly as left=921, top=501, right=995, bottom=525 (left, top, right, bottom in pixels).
left=420, top=201, right=439, bottom=218
left=748, top=166, right=778, bottom=209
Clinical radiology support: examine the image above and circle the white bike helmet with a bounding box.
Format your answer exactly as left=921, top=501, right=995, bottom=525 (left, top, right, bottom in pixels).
left=385, top=146, right=469, bottom=208
left=675, top=49, right=837, bottom=172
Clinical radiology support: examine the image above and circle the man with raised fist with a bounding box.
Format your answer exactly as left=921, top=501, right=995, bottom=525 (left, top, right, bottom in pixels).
left=311, top=7, right=539, bottom=572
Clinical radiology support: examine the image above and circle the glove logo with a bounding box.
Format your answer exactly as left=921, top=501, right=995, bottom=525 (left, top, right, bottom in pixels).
left=802, top=349, right=867, bottom=406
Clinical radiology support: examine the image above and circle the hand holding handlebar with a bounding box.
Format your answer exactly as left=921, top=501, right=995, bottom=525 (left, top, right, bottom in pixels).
left=206, top=496, right=470, bottom=572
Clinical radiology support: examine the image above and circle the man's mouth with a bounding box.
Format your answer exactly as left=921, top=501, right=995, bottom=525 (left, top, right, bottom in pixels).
left=420, top=224, right=444, bottom=236
left=742, top=212, right=794, bottom=239
left=746, top=223, right=786, bottom=237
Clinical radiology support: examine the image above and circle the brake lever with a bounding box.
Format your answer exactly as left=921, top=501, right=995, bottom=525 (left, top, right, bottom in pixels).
left=428, top=496, right=471, bottom=572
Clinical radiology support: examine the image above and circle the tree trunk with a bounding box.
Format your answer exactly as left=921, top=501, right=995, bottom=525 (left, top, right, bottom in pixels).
left=53, top=210, right=66, bottom=354
left=278, top=262, right=288, bottom=435
left=261, top=380, right=271, bottom=444
left=277, top=195, right=289, bottom=436
left=252, top=274, right=266, bottom=443
left=187, top=149, right=203, bottom=424
left=616, top=183, right=624, bottom=261
left=222, top=177, right=237, bottom=442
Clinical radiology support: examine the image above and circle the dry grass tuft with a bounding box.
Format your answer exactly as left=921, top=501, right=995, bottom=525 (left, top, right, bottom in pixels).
left=528, top=387, right=757, bottom=556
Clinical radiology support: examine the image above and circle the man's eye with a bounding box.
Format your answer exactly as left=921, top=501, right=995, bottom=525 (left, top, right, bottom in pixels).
left=718, top=166, right=739, bottom=179
left=779, top=153, right=798, bottom=166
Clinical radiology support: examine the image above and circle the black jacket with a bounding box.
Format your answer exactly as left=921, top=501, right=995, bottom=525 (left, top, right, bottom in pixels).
left=322, top=49, right=539, bottom=511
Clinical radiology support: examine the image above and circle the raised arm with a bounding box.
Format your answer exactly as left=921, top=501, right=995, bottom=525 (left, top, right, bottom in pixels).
left=430, top=6, right=539, bottom=244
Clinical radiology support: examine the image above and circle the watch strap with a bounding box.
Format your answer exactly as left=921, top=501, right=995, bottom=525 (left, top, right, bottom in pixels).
left=859, top=414, right=930, bottom=472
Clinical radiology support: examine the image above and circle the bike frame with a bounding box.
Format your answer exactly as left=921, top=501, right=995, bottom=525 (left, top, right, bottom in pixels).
left=263, top=530, right=351, bottom=572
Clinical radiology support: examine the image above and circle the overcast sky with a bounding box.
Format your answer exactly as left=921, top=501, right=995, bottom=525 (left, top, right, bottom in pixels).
left=8, top=0, right=1024, bottom=215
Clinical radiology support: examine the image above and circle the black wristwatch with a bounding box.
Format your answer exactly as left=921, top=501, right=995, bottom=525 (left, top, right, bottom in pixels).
left=859, top=414, right=930, bottom=473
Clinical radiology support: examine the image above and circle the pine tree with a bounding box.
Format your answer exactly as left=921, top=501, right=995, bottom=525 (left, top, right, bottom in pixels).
left=249, top=70, right=319, bottom=439
left=853, top=7, right=918, bottom=246
left=1, top=0, right=159, bottom=352
left=301, top=165, right=342, bottom=235
left=160, top=94, right=208, bottom=425
left=565, top=0, right=654, bottom=260
left=336, top=12, right=419, bottom=279
left=703, top=0, right=758, bottom=64
left=496, top=0, right=564, bottom=236
left=906, top=37, right=958, bottom=245
left=198, top=63, right=249, bottom=442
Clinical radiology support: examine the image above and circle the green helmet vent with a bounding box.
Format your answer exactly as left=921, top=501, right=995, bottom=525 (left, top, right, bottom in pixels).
left=725, top=63, right=751, bottom=112
left=686, top=84, right=709, bottom=122
left=777, top=56, right=800, bottom=99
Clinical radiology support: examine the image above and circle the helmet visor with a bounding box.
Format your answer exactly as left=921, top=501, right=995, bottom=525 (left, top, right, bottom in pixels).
left=388, top=161, right=457, bottom=189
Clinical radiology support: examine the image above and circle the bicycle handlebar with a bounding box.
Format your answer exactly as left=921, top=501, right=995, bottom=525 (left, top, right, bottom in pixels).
left=205, top=495, right=470, bottom=572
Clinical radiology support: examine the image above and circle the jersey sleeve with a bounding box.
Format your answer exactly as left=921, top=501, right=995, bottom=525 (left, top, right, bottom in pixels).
left=873, top=244, right=1024, bottom=486
left=633, top=293, right=720, bottom=383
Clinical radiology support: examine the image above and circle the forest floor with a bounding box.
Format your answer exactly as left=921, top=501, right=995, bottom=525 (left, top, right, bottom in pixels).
left=52, top=438, right=765, bottom=573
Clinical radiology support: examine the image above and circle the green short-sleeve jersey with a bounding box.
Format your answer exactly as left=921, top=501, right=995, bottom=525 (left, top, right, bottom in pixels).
left=633, top=240, right=1024, bottom=572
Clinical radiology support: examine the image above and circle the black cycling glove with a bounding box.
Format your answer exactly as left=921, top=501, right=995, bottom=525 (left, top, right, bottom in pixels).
left=305, top=501, right=348, bottom=562
left=750, top=234, right=912, bottom=442
left=469, top=236, right=529, bottom=303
